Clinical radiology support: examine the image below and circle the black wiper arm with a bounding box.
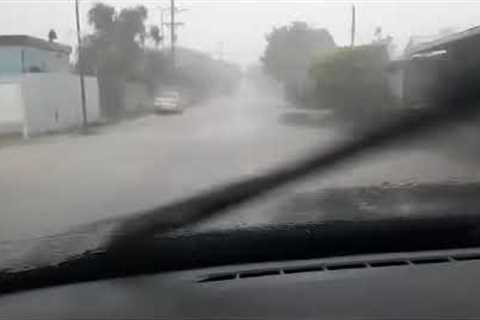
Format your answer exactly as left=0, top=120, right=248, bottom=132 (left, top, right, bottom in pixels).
left=108, top=98, right=480, bottom=250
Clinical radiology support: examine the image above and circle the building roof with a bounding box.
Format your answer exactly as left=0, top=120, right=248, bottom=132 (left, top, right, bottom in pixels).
left=405, top=26, right=480, bottom=56
left=0, top=35, right=72, bottom=54
left=404, top=35, right=442, bottom=56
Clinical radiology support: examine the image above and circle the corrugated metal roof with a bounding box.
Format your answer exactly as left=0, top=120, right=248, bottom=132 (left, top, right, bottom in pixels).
left=0, top=35, right=72, bottom=54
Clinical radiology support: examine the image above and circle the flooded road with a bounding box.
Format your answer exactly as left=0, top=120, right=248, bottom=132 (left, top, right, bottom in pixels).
left=1, top=80, right=480, bottom=243
left=0, top=80, right=335, bottom=242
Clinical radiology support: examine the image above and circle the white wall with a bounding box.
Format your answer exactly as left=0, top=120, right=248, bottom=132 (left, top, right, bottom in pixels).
left=0, top=81, right=25, bottom=135
left=0, top=74, right=152, bottom=137
left=0, top=82, right=23, bottom=122
left=23, top=47, right=70, bottom=73
left=20, top=73, right=100, bottom=135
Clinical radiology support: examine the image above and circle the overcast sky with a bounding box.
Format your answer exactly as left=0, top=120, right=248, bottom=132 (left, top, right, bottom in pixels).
left=1, top=1, right=480, bottom=66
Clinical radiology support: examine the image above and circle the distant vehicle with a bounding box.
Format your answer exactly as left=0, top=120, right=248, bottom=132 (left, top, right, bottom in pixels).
left=154, top=91, right=183, bottom=114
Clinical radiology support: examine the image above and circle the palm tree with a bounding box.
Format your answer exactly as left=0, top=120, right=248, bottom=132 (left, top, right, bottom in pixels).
left=88, top=3, right=116, bottom=33
left=48, top=29, right=57, bottom=42
left=149, top=25, right=162, bottom=49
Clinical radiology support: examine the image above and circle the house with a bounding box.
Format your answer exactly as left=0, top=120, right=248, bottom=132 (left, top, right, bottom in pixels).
left=0, top=35, right=100, bottom=138
left=387, top=26, right=480, bottom=108
left=403, top=35, right=442, bottom=58
left=0, top=35, right=72, bottom=74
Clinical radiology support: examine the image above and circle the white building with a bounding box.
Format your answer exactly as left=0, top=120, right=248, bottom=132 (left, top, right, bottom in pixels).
left=0, top=35, right=72, bottom=74
left=0, top=35, right=100, bottom=137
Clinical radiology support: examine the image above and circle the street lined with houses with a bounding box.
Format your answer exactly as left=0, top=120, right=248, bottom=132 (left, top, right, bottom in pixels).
left=1, top=3, right=480, bottom=247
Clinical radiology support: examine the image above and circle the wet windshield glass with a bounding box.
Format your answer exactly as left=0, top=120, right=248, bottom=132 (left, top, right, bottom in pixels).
left=1, top=1, right=480, bottom=271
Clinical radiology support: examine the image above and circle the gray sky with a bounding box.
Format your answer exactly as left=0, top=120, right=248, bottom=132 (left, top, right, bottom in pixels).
left=1, top=1, right=480, bottom=66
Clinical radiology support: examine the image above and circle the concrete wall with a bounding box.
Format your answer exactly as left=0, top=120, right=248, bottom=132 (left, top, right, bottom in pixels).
left=0, top=81, right=25, bottom=135
left=23, top=47, right=70, bottom=73
left=124, top=81, right=153, bottom=113
left=20, top=74, right=100, bottom=135
left=0, top=74, right=152, bottom=137
left=387, top=68, right=404, bottom=101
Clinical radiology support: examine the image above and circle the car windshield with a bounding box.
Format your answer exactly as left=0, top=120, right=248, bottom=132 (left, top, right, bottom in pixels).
left=1, top=1, right=480, bottom=275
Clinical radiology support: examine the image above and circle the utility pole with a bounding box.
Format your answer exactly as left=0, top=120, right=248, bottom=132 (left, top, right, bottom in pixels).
left=165, top=0, right=186, bottom=70
left=75, top=0, right=88, bottom=129
left=157, top=6, right=168, bottom=50
left=170, top=0, right=176, bottom=69
left=350, top=4, right=356, bottom=47
left=160, top=8, right=166, bottom=49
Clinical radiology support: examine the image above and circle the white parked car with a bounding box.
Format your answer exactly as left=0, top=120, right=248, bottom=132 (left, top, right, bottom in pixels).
left=154, top=91, right=183, bottom=114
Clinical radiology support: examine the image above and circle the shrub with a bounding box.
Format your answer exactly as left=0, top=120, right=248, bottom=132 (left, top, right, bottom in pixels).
left=310, top=44, right=393, bottom=122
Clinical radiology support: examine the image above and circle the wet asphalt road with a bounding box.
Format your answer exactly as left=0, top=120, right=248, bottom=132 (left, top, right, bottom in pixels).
left=1, top=80, right=480, bottom=243
left=0, top=81, right=335, bottom=242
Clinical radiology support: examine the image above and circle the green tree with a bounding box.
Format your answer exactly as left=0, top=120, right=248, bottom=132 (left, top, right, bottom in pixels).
left=48, top=29, right=57, bottom=42
left=172, top=48, right=242, bottom=102
left=78, top=2, right=241, bottom=116
left=78, top=2, right=149, bottom=117
left=310, top=44, right=393, bottom=124
left=117, top=5, right=148, bottom=47
left=261, top=21, right=336, bottom=102
left=88, top=3, right=115, bottom=33
left=81, top=3, right=148, bottom=76
left=142, top=49, right=169, bottom=93
left=149, top=25, right=162, bottom=49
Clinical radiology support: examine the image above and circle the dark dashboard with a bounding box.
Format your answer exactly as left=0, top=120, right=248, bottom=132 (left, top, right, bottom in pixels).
left=2, top=247, right=480, bottom=319
left=3, top=186, right=480, bottom=318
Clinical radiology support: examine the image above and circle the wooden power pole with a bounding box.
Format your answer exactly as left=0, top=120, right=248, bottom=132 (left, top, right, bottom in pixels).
left=75, top=0, right=88, bottom=129
left=170, top=0, right=176, bottom=69
left=167, top=0, right=186, bottom=71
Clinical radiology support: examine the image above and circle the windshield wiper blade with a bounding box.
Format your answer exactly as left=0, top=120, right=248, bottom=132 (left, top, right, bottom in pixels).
left=108, top=98, right=480, bottom=250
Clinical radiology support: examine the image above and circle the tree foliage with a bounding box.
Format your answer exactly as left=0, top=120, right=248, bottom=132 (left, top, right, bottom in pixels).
left=88, top=3, right=115, bottom=33
left=149, top=25, right=162, bottom=48
left=261, top=21, right=336, bottom=101
left=310, top=44, right=393, bottom=121
left=78, top=2, right=241, bottom=117
left=140, top=48, right=242, bottom=103
left=80, top=3, right=148, bottom=77
left=48, top=29, right=57, bottom=42
left=117, top=5, right=148, bottom=44
left=174, top=48, right=242, bottom=102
